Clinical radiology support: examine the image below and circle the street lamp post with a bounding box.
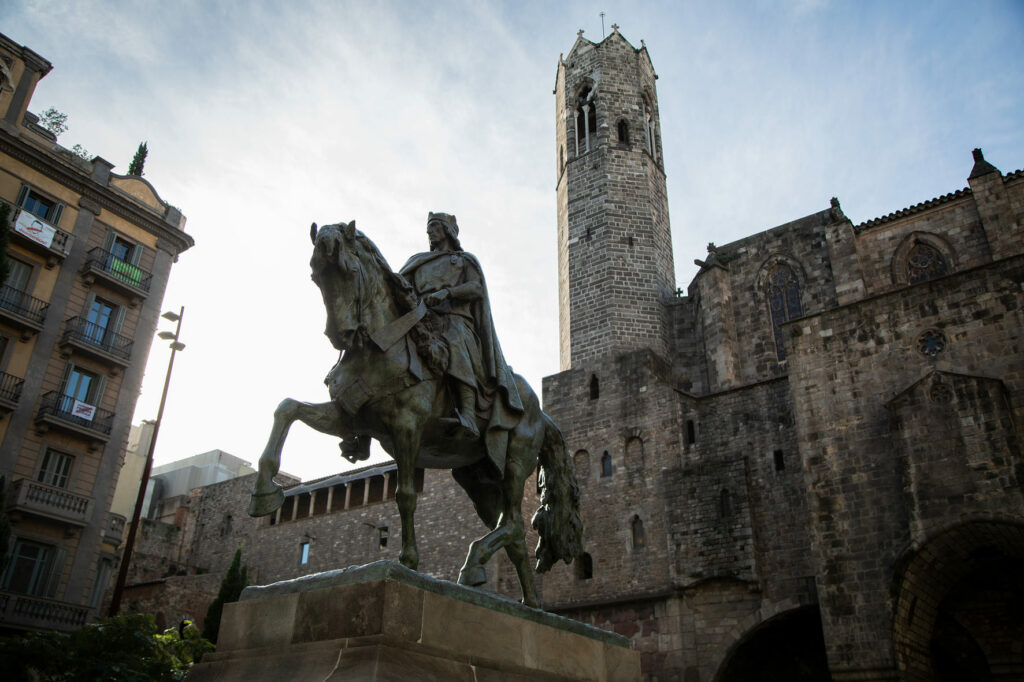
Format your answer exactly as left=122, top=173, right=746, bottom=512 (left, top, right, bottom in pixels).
left=108, top=306, right=185, bottom=616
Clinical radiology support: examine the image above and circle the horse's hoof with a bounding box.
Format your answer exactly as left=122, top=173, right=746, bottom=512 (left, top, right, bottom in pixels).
left=248, top=484, right=285, bottom=517
left=458, top=565, right=487, bottom=587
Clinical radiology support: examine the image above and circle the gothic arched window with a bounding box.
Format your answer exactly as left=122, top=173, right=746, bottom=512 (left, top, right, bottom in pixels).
left=575, top=87, right=597, bottom=155
left=906, top=242, right=949, bottom=284
left=765, top=264, right=802, bottom=361
left=600, top=451, right=613, bottom=478
left=642, top=95, right=657, bottom=160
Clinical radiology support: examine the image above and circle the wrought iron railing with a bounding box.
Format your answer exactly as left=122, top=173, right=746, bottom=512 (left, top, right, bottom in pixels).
left=0, top=590, right=91, bottom=631
left=5, top=204, right=73, bottom=257
left=0, top=371, right=24, bottom=404
left=0, top=285, right=50, bottom=324
left=37, top=391, right=115, bottom=435
left=83, top=247, right=152, bottom=292
left=9, top=478, right=92, bottom=525
left=61, top=316, right=133, bottom=361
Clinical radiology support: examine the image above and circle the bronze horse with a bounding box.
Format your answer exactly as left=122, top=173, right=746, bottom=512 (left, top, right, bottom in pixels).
left=248, top=221, right=582, bottom=607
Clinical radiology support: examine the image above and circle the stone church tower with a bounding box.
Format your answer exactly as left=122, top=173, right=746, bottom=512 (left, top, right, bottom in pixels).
left=555, top=27, right=675, bottom=369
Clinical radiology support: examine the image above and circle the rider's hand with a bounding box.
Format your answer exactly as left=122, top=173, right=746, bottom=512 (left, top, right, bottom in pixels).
left=425, top=289, right=449, bottom=307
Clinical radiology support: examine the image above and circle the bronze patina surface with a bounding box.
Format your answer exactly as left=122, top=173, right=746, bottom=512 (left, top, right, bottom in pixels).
left=248, top=216, right=583, bottom=608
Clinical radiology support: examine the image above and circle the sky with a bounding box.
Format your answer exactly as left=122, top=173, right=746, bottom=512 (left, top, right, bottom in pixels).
left=5, top=1, right=1023, bottom=481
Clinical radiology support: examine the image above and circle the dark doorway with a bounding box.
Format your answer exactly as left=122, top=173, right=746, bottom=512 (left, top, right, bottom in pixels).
left=717, top=607, right=832, bottom=682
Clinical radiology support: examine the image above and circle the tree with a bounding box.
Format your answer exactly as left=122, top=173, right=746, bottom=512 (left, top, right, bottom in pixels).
left=38, top=107, right=68, bottom=138
left=202, top=547, right=248, bottom=643
left=128, top=141, right=148, bottom=176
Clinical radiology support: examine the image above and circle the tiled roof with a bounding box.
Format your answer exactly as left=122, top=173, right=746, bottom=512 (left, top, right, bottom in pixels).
left=856, top=166, right=1023, bottom=232
left=855, top=187, right=972, bottom=232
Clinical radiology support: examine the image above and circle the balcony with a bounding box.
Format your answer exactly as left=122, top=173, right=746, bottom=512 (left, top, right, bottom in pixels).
left=35, top=391, right=114, bottom=446
left=81, top=247, right=152, bottom=304
left=104, top=512, right=127, bottom=546
left=0, top=591, right=91, bottom=632
left=0, top=371, right=24, bottom=414
left=7, top=478, right=92, bottom=527
left=9, top=208, right=73, bottom=267
left=0, top=285, right=49, bottom=339
left=60, top=317, right=132, bottom=370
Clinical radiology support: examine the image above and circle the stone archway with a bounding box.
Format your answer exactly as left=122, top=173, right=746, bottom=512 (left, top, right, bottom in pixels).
left=893, top=520, right=1024, bottom=681
left=715, top=606, right=831, bottom=682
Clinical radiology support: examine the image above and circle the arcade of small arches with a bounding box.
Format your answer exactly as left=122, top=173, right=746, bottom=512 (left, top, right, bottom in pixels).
left=565, top=84, right=659, bottom=162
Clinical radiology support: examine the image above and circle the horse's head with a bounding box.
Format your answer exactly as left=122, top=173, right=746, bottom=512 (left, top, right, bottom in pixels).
left=310, top=220, right=364, bottom=351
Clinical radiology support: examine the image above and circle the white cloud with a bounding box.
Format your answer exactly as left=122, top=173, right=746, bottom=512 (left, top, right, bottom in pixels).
left=4, top=0, right=1022, bottom=480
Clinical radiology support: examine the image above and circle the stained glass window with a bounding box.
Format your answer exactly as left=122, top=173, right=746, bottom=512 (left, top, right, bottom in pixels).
left=766, top=264, right=802, bottom=361
left=906, top=242, right=949, bottom=284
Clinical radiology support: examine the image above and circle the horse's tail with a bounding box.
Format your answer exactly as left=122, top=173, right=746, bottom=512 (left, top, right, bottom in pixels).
left=531, top=413, right=583, bottom=573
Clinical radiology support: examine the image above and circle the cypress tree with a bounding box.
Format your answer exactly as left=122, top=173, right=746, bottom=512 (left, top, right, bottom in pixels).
left=202, top=547, right=248, bottom=644
left=128, top=141, right=148, bottom=176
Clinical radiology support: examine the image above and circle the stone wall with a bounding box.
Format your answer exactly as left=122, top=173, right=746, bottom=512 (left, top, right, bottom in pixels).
left=786, top=253, right=1024, bottom=673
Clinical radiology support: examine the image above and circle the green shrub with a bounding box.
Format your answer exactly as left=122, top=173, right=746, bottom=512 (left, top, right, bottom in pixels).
left=0, top=613, right=212, bottom=682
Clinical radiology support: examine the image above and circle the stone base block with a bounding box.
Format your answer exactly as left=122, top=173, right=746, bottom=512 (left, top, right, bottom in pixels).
left=186, top=560, right=639, bottom=681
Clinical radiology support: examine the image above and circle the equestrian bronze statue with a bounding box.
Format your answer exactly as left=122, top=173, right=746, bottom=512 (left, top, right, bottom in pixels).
left=248, top=216, right=583, bottom=607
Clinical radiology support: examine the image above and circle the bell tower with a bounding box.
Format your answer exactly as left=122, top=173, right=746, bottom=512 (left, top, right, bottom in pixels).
left=554, top=27, right=675, bottom=370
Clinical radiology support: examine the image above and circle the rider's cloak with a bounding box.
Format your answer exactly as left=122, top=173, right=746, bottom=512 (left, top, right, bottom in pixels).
left=400, top=249, right=524, bottom=474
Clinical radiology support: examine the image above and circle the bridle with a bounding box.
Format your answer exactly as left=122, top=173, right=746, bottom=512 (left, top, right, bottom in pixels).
left=314, top=225, right=427, bottom=354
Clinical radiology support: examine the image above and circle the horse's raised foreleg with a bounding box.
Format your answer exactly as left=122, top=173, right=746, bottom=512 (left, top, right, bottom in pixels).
left=249, top=399, right=347, bottom=517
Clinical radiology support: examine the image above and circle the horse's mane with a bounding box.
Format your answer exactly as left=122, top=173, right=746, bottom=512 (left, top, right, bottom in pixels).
left=351, top=230, right=448, bottom=373
left=351, top=231, right=417, bottom=312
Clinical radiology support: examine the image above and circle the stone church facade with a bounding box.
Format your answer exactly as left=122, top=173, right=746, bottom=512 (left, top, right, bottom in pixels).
left=121, top=29, right=1021, bottom=681
left=537, top=28, right=1024, bottom=682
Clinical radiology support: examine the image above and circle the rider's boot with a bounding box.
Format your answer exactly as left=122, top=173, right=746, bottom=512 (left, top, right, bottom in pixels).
left=455, top=383, right=480, bottom=439
left=340, top=435, right=371, bottom=463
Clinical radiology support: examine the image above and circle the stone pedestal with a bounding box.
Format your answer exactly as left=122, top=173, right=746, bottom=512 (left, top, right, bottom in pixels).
left=187, top=561, right=639, bottom=681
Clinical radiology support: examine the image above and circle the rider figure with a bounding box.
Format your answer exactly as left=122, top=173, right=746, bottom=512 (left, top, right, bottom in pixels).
left=400, top=213, right=523, bottom=471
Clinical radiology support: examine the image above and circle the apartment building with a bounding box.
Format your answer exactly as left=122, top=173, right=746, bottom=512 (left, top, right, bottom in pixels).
left=0, top=32, right=194, bottom=632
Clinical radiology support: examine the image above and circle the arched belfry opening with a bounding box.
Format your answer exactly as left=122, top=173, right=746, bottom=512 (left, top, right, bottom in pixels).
left=642, top=94, right=657, bottom=161
left=574, top=86, right=597, bottom=155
